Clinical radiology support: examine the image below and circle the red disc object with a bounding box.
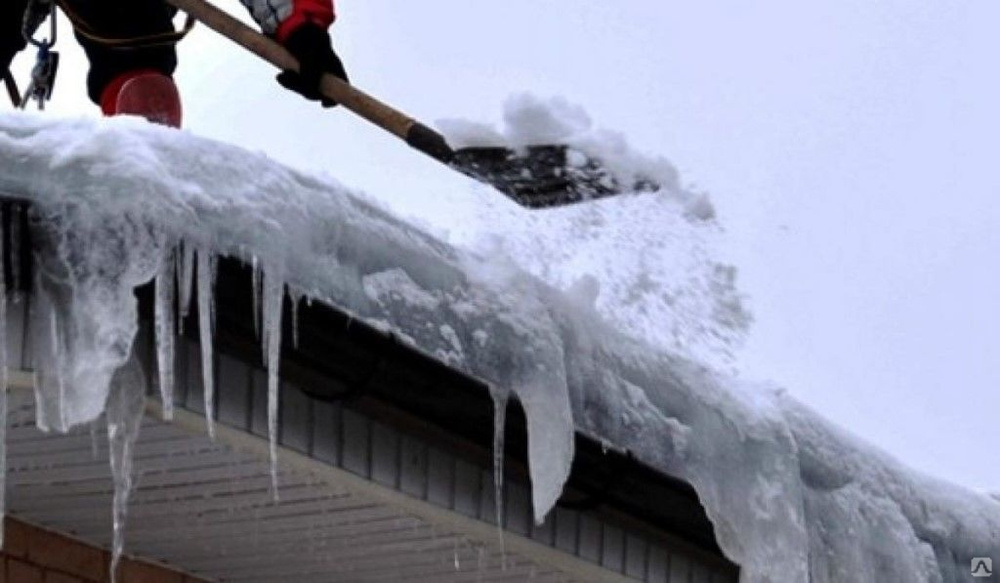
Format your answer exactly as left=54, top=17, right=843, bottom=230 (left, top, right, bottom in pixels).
left=114, top=73, right=183, bottom=128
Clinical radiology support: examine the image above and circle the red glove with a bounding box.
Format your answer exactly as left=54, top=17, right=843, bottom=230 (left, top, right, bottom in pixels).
left=277, top=23, right=348, bottom=108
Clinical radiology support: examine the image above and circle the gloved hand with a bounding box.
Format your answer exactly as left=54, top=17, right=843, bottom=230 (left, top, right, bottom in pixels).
left=276, top=23, right=348, bottom=108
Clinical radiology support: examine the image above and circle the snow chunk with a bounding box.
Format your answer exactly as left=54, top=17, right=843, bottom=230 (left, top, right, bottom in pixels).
left=439, top=94, right=705, bottom=218
left=434, top=119, right=506, bottom=149
left=502, top=94, right=593, bottom=147
left=439, top=96, right=746, bottom=366
left=463, top=190, right=751, bottom=367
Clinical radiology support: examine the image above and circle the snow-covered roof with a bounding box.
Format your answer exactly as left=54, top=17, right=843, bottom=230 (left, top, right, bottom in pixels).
left=0, top=109, right=996, bottom=583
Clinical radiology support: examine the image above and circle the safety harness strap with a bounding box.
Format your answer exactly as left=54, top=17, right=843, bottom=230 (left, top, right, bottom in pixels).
left=57, top=0, right=197, bottom=50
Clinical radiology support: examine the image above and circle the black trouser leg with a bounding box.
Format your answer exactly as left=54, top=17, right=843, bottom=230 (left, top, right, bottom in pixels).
left=61, top=0, right=178, bottom=104
left=1, top=0, right=31, bottom=74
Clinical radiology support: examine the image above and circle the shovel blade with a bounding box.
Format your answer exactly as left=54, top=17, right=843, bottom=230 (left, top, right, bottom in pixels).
left=452, top=145, right=659, bottom=209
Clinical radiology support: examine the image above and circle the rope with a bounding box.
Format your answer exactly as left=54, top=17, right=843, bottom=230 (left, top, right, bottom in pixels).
left=56, top=1, right=196, bottom=50
left=8, top=1, right=194, bottom=109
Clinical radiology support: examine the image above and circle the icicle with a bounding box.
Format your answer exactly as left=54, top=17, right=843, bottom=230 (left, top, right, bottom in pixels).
left=0, top=226, right=7, bottom=550
left=29, top=285, right=68, bottom=432
left=177, top=242, right=196, bottom=333
left=154, top=250, right=176, bottom=421
left=261, top=264, right=285, bottom=500
left=197, top=250, right=217, bottom=440
left=489, top=386, right=510, bottom=566
left=251, top=255, right=262, bottom=339
left=49, top=302, right=67, bottom=431
left=106, top=356, right=147, bottom=583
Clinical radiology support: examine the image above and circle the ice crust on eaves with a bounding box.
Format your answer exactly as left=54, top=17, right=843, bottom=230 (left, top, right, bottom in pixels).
left=0, top=111, right=997, bottom=583
left=0, top=112, right=575, bottom=520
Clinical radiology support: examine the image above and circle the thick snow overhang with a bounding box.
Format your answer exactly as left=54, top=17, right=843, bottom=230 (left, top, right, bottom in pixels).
left=3, top=114, right=996, bottom=583
left=0, top=198, right=739, bottom=582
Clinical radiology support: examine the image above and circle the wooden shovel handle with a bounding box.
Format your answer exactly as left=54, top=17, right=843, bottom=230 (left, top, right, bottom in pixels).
left=164, top=0, right=454, bottom=163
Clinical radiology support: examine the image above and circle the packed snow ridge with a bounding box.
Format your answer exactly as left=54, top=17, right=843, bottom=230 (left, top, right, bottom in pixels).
left=0, top=95, right=996, bottom=583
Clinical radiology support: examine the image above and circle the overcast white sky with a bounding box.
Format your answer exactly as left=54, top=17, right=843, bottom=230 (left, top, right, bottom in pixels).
left=12, top=1, right=999, bottom=491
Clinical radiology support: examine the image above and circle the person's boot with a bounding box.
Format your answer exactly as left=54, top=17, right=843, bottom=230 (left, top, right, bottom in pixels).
left=100, top=70, right=182, bottom=128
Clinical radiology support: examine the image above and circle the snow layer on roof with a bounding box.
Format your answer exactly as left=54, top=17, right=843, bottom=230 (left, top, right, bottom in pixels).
left=0, top=107, right=997, bottom=583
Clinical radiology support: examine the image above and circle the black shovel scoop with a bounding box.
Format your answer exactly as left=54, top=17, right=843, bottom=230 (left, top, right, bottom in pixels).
left=166, top=0, right=659, bottom=209
left=452, top=144, right=659, bottom=208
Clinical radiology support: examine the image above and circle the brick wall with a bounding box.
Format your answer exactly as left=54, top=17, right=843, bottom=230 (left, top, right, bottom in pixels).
left=0, top=518, right=207, bottom=583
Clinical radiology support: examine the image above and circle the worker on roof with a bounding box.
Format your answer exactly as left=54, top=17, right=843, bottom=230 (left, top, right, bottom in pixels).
left=1, top=0, right=348, bottom=128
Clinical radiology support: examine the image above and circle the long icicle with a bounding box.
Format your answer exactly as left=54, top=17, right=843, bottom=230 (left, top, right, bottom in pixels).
left=489, top=386, right=509, bottom=567
left=177, top=241, right=196, bottom=334
left=251, top=255, right=262, bottom=339
left=262, top=264, right=285, bottom=500
left=154, top=248, right=176, bottom=421
left=197, top=249, right=218, bottom=439
left=107, top=356, right=147, bottom=583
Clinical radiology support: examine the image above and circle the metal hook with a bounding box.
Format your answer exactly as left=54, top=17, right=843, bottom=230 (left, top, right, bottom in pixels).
left=19, top=0, right=59, bottom=110
left=19, top=45, right=60, bottom=111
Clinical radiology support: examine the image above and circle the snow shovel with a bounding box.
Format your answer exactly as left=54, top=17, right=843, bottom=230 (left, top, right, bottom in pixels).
left=165, top=0, right=658, bottom=208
